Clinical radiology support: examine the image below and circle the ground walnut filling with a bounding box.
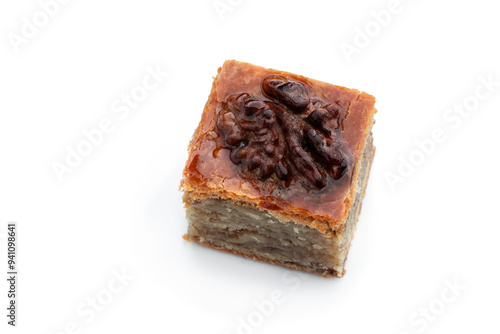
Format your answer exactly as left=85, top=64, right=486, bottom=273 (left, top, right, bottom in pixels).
left=185, top=133, right=373, bottom=277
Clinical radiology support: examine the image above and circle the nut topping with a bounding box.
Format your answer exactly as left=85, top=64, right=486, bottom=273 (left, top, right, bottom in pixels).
left=216, top=76, right=350, bottom=189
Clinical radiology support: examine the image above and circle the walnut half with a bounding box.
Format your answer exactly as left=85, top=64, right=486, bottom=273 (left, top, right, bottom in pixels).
left=216, top=76, right=350, bottom=190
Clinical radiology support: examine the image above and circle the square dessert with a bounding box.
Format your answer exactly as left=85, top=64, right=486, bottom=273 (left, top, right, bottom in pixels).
left=180, top=60, right=376, bottom=277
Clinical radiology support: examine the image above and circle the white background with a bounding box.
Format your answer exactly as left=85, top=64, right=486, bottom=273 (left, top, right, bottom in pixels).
left=1, top=0, right=499, bottom=333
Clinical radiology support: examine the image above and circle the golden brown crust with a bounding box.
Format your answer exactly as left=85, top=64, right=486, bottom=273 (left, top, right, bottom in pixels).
left=180, top=60, right=376, bottom=233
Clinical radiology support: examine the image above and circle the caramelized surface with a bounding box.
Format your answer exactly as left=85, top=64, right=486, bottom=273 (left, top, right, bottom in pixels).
left=182, top=60, right=375, bottom=227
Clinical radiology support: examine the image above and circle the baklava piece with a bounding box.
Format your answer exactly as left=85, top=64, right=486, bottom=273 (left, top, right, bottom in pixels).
left=180, top=60, right=376, bottom=277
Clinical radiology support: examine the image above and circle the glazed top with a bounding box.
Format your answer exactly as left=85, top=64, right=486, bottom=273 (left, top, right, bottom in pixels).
left=181, top=60, right=375, bottom=232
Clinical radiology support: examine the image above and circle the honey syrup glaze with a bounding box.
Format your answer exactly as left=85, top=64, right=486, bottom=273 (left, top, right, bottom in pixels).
left=184, top=60, right=375, bottom=222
